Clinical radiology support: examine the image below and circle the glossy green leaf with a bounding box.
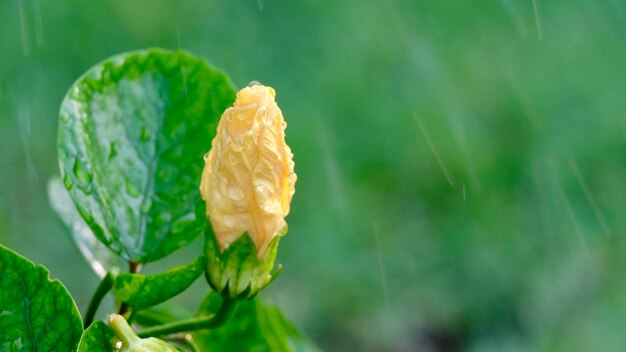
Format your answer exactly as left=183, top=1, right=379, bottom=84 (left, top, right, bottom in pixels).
left=0, top=245, right=83, bottom=351
left=113, top=257, right=204, bottom=311
left=78, top=321, right=117, bottom=352
left=58, top=48, right=237, bottom=263
left=192, top=294, right=320, bottom=352
left=48, top=176, right=125, bottom=278
left=134, top=302, right=192, bottom=327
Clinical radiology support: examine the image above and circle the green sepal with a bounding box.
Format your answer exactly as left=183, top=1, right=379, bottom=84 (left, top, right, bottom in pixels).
left=113, top=257, right=204, bottom=311
left=204, top=228, right=281, bottom=299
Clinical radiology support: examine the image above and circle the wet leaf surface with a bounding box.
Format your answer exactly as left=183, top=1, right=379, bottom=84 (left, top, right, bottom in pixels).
left=58, top=48, right=237, bottom=263
left=0, top=245, right=83, bottom=351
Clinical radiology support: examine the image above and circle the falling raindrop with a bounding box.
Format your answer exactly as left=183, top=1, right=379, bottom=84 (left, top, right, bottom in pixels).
left=569, top=159, right=610, bottom=236
left=18, top=104, right=37, bottom=181
left=33, top=0, right=44, bottom=47
left=558, top=187, right=591, bottom=260
left=17, top=0, right=30, bottom=56
left=532, top=0, right=544, bottom=40
left=413, top=113, right=455, bottom=188
left=176, top=27, right=189, bottom=100
left=373, top=222, right=389, bottom=309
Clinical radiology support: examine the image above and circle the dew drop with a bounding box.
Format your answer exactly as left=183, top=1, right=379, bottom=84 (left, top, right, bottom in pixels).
left=109, top=142, right=119, bottom=160
left=82, top=184, right=94, bottom=195
left=63, top=174, right=73, bottom=190
left=140, top=198, right=153, bottom=213
left=203, top=152, right=210, bottom=161
left=140, top=126, right=150, bottom=141
left=261, top=200, right=280, bottom=213
left=126, top=181, right=141, bottom=197
left=228, top=184, right=245, bottom=201
left=171, top=214, right=195, bottom=234
left=255, top=182, right=270, bottom=197
left=222, top=215, right=236, bottom=228
left=248, top=80, right=262, bottom=87
left=226, top=151, right=239, bottom=165
left=73, top=159, right=93, bottom=184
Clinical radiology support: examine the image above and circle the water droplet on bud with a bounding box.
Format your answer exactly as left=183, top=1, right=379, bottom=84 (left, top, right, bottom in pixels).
left=228, top=184, right=245, bottom=201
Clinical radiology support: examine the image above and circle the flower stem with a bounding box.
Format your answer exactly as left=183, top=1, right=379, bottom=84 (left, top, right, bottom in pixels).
left=109, top=314, right=140, bottom=346
left=84, top=271, right=114, bottom=328
left=136, top=298, right=237, bottom=338
left=119, top=261, right=141, bottom=316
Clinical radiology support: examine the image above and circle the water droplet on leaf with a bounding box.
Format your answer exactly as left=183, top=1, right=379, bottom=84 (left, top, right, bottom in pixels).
left=126, top=181, right=141, bottom=197
left=73, top=159, right=93, bottom=184
left=140, top=126, right=151, bottom=141
left=109, top=142, right=119, bottom=160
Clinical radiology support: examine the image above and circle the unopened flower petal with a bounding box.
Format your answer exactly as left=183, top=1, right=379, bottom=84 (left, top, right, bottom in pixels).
left=200, top=84, right=296, bottom=258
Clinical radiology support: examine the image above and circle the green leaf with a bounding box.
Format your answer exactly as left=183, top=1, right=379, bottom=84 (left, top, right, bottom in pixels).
left=77, top=321, right=117, bottom=352
left=192, top=294, right=320, bottom=352
left=58, top=48, right=237, bottom=263
left=113, top=257, right=204, bottom=311
left=133, top=302, right=193, bottom=327
left=0, top=245, right=83, bottom=351
left=48, top=176, right=126, bottom=278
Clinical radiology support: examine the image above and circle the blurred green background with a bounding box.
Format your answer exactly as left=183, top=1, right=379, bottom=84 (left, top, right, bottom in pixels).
left=2, top=1, right=626, bottom=351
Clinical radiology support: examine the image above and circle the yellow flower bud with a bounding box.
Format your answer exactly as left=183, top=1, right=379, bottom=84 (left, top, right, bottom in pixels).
left=200, top=84, right=296, bottom=258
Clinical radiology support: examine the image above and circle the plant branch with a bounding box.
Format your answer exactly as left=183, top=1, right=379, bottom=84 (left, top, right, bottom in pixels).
left=136, top=298, right=237, bottom=338
left=119, top=261, right=141, bottom=316
left=84, top=271, right=114, bottom=328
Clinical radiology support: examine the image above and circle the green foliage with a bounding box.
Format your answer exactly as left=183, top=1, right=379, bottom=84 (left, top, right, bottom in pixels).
left=0, top=245, right=83, bottom=351
left=133, top=303, right=192, bottom=328
left=204, top=229, right=281, bottom=299
left=47, top=47, right=314, bottom=351
left=78, top=322, right=117, bottom=352
left=48, top=177, right=126, bottom=277
left=57, top=48, right=237, bottom=263
left=193, top=294, right=319, bottom=352
left=113, top=257, right=204, bottom=311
